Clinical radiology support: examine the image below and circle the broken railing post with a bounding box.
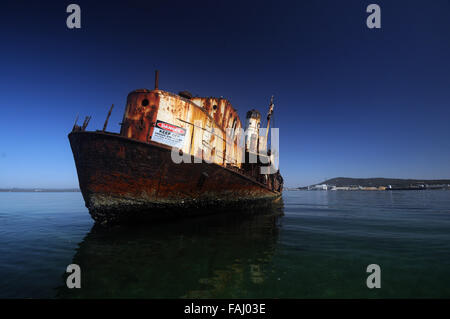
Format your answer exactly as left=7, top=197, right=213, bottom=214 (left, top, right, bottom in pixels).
left=102, top=104, right=114, bottom=132
left=72, top=114, right=79, bottom=131
left=81, top=116, right=91, bottom=131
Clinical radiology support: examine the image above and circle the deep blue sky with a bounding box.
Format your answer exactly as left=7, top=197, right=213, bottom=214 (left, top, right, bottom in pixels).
left=1, top=0, right=449, bottom=188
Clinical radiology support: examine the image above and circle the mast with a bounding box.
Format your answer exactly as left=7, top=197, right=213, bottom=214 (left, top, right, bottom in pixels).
left=265, top=95, right=274, bottom=149
left=154, top=70, right=159, bottom=90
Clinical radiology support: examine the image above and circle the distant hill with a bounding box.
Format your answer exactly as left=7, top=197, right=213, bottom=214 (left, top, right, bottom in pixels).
left=319, top=177, right=450, bottom=188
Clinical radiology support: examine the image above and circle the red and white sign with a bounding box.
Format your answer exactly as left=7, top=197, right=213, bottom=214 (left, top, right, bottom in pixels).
left=151, top=120, right=186, bottom=148
left=156, top=122, right=186, bottom=135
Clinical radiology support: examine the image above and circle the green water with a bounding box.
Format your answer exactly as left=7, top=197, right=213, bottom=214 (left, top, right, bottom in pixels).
left=1, top=190, right=450, bottom=298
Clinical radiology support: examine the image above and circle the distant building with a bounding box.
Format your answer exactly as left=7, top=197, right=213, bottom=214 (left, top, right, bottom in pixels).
left=331, top=186, right=349, bottom=191
left=308, top=184, right=329, bottom=191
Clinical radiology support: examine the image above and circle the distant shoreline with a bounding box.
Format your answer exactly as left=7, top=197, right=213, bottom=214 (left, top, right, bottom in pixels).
left=285, top=188, right=449, bottom=191
left=294, top=177, right=450, bottom=191
left=0, top=188, right=80, bottom=192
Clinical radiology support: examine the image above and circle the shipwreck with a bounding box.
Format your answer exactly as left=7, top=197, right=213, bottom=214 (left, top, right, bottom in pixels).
left=69, top=71, right=283, bottom=224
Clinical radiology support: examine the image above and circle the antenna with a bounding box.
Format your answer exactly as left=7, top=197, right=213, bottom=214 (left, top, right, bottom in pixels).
left=265, top=95, right=274, bottom=148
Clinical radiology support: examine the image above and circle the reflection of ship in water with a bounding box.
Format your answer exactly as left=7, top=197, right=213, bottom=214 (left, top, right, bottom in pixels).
left=57, top=198, right=284, bottom=298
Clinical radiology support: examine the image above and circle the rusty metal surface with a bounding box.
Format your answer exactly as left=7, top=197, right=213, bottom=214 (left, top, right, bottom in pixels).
left=120, top=90, right=160, bottom=142
left=69, top=131, right=280, bottom=224
left=120, top=90, right=245, bottom=168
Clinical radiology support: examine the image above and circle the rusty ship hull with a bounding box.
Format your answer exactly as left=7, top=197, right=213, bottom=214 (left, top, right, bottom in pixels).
left=69, top=131, right=281, bottom=224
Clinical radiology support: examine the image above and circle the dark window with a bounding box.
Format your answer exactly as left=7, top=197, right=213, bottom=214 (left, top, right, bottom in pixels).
left=142, top=99, right=149, bottom=106
left=213, top=104, right=217, bottom=110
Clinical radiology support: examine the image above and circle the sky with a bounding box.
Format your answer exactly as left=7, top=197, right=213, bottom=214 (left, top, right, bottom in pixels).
left=0, top=0, right=449, bottom=188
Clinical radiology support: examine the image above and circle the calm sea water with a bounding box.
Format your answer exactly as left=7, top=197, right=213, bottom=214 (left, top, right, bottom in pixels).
left=1, top=190, right=450, bottom=298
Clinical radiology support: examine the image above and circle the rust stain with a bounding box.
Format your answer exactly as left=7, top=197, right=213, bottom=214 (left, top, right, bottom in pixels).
left=120, top=90, right=160, bottom=142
